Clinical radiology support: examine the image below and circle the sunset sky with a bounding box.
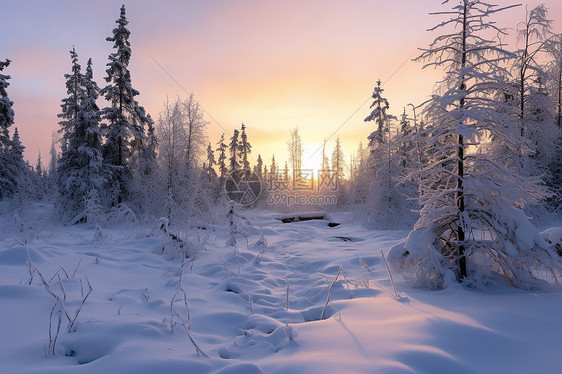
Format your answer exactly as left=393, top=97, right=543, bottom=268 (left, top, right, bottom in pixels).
left=3, top=0, right=562, bottom=172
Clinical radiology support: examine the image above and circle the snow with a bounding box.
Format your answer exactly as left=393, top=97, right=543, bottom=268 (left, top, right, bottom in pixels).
left=1, top=209, right=561, bottom=373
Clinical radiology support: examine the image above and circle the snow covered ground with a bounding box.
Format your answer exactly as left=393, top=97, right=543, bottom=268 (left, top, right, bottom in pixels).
left=1, top=209, right=561, bottom=373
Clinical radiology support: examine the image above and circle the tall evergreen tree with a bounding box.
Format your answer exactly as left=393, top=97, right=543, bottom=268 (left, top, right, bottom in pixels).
left=0, top=59, right=15, bottom=199
left=239, top=123, right=252, bottom=170
left=48, top=133, right=58, bottom=181
left=58, top=48, right=84, bottom=154
left=216, top=133, right=228, bottom=184
left=58, top=57, right=109, bottom=221
left=253, top=154, right=263, bottom=180
left=204, top=142, right=217, bottom=180
left=100, top=4, right=150, bottom=204
left=365, top=80, right=396, bottom=146
left=228, top=129, right=240, bottom=171
left=7, top=128, right=29, bottom=196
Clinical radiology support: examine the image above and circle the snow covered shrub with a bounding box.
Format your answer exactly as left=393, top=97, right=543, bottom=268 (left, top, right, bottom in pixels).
left=389, top=208, right=561, bottom=289
left=152, top=217, right=205, bottom=260
left=540, top=227, right=562, bottom=256
left=106, top=203, right=139, bottom=226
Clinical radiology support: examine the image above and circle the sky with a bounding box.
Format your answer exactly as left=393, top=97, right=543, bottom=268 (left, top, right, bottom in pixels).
left=3, top=0, right=562, bottom=172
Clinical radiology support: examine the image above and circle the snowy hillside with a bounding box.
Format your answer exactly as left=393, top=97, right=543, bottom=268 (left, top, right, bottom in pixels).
left=1, top=210, right=561, bottom=374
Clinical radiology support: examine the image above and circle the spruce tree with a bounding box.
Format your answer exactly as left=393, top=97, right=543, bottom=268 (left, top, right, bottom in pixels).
left=7, top=128, right=28, bottom=196
left=239, top=123, right=251, bottom=170
left=0, top=59, right=15, bottom=199
left=216, top=133, right=228, bottom=184
left=100, top=4, right=150, bottom=204
left=58, top=47, right=85, bottom=154
left=253, top=154, right=263, bottom=180
left=228, top=129, right=240, bottom=171
left=58, top=57, right=109, bottom=221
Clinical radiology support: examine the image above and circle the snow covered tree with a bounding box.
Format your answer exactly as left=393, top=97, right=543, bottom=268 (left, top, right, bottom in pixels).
left=545, top=34, right=562, bottom=209
left=514, top=4, right=552, bottom=139
left=48, top=133, right=58, bottom=179
left=270, top=155, right=278, bottom=178
left=100, top=4, right=151, bottom=205
left=130, top=113, right=162, bottom=217
left=388, top=0, right=560, bottom=290
left=204, top=142, right=216, bottom=179
left=287, top=127, right=303, bottom=186
left=356, top=79, right=415, bottom=229
left=365, top=79, right=396, bottom=147
left=181, top=94, right=207, bottom=181
left=156, top=95, right=208, bottom=222
left=58, top=48, right=84, bottom=154
left=216, top=133, right=228, bottom=185
left=0, top=59, right=16, bottom=199
left=239, top=123, right=251, bottom=170
left=228, top=129, right=240, bottom=171
left=253, top=154, right=263, bottom=180
left=331, top=135, right=345, bottom=185
left=57, top=57, right=110, bottom=222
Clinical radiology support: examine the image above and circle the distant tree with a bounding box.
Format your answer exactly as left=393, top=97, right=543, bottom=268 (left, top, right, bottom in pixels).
left=216, top=133, right=228, bottom=183
left=239, top=123, right=252, bottom=170
left=253, top=154, right=263, bottom=180
left=48, top=132, right=58, bottom=180
left=287, top=127, right=303, bottom=186
left=228, top=129, right=240, bottom=171
left=365, top=79, right=395, bottom=146
left=270, top=154, right=278, bottom=177
left=181, top=94, right=207, bottom=179
left=156, top=95, right=208, bottom=222
left=331, top=135, right=345, bottom=185
left=283, top=161, right=289, bottom=182
left=204, top=142, right=216, bottom=179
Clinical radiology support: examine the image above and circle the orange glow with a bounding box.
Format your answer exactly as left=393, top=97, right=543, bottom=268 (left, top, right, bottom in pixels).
left=3, top=0, right=562, bottom=169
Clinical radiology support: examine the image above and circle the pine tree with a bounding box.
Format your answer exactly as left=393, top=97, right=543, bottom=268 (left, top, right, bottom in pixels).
left=253, top=154, right=263, bottom=180
left=216, top=133, right=228, bottom=183
left=365, top=80, right=396, bottom=146
left=7, top=128, right=29, bottom=196
left=388, top=0, right=559, bottom=290
left=58, top=57, right=109, bottom=221
left=58, top=48, right=85, bottom=154
left=100, top=5, right=151, bottom=204
left=239, top=123, right=252, bottom=170
left=270, top=155, right=277, bottom=177
left=228, top=129, right=240, bottom=171
left=0, top=59, right=15, bottom=199
left=204, top=142, right=217, bottom=180
left=35, top=151, right=43, bottom=177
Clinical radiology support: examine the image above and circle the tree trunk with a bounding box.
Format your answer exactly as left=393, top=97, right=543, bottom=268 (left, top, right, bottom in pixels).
left=456, top=2, right=468, bottom=281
